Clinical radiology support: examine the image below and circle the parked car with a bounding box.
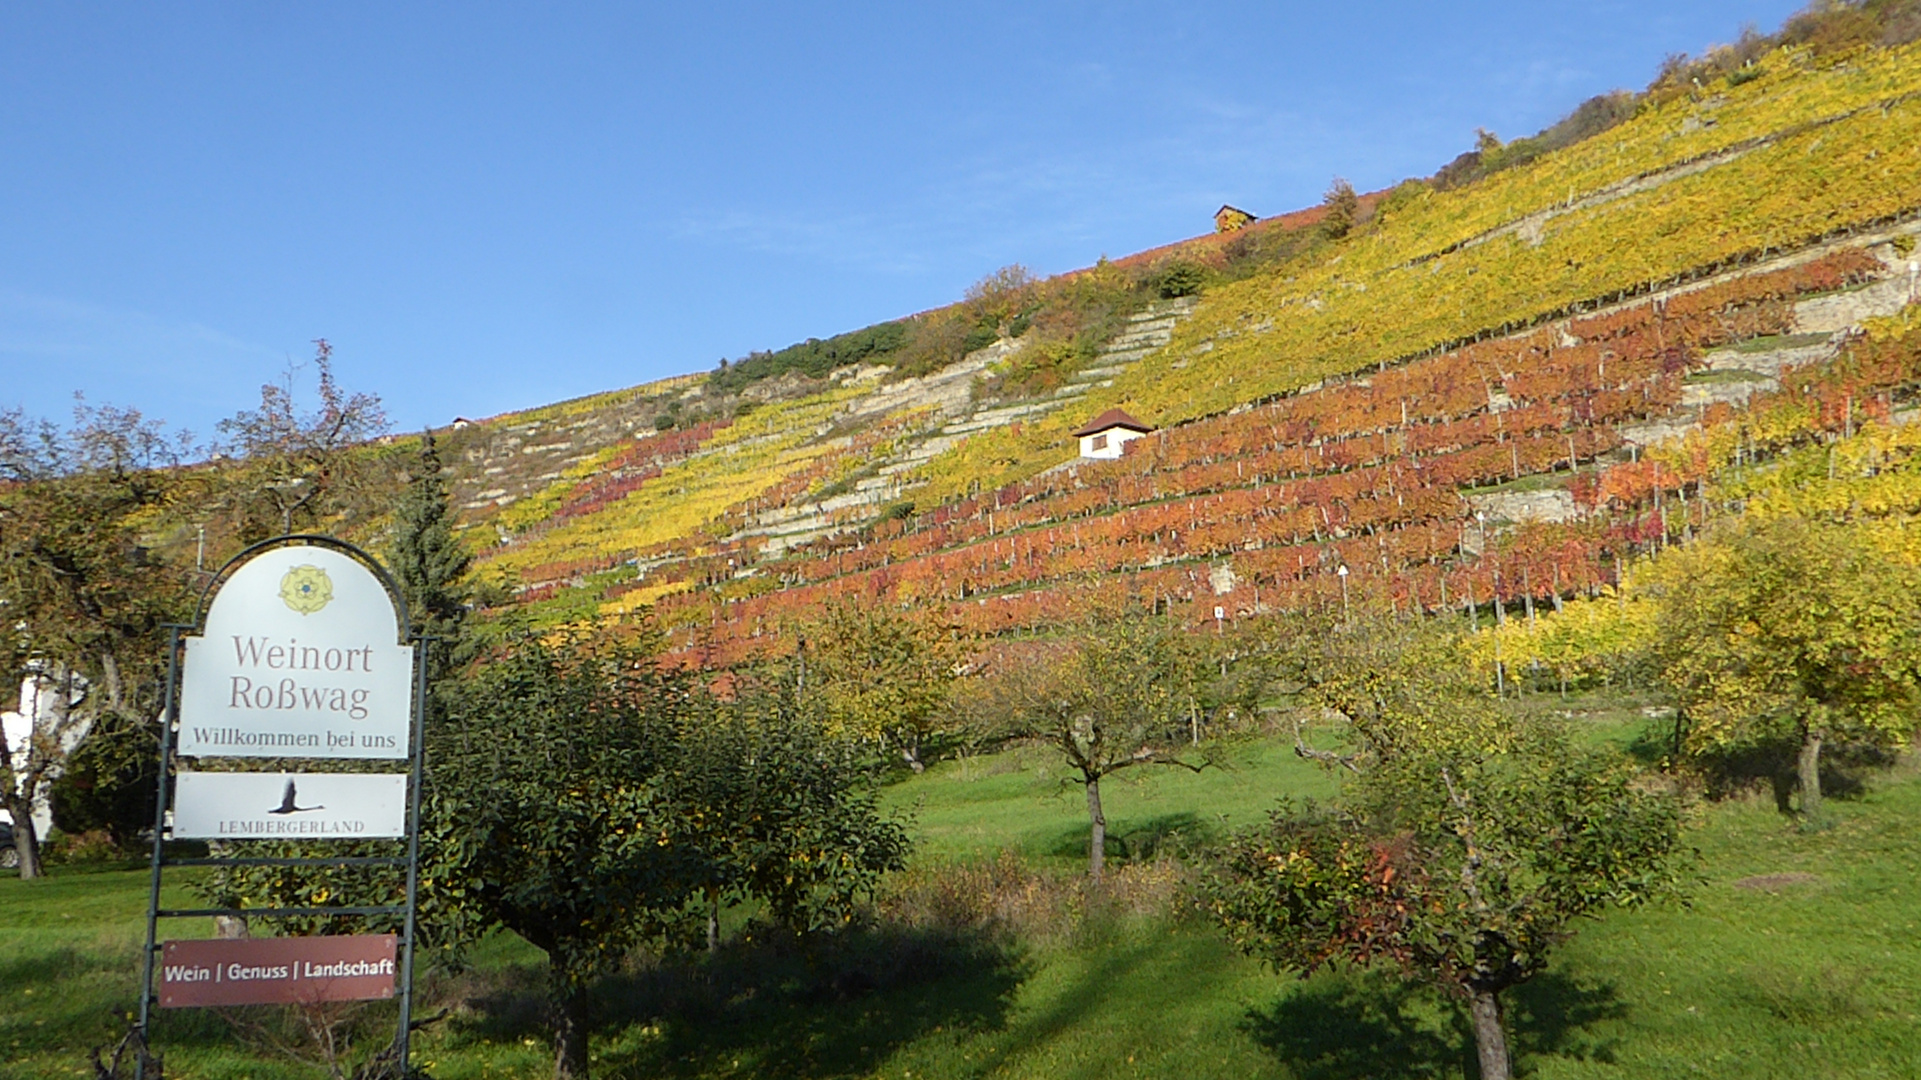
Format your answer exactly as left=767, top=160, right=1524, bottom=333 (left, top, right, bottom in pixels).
left=0, top=821, right=17, bottom=871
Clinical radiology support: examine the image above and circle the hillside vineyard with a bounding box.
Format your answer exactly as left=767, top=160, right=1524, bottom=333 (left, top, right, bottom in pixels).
left=429, top=41, right=1921, bottom=657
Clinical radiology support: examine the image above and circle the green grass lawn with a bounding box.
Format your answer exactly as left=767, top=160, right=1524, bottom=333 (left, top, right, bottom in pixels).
left=880, top=734, right=1339, bottom=868
left=7, top=707, right=1921, bottom=1079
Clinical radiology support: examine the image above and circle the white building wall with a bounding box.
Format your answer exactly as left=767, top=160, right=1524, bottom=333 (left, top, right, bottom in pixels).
left=1078, top=427, right=1146, bottom=460
left=1, top=670, right=91, bottom=837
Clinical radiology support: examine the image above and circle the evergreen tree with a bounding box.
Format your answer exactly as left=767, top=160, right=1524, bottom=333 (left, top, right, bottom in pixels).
left=389, top=432, right=470, bottom=676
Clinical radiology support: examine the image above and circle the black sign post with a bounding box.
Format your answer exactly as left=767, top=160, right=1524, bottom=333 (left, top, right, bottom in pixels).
left=134, top=535, right=426, bottom=1079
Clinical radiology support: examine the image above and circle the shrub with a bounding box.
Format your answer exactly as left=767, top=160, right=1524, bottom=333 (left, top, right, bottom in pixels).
left=709, top=320, right=911, bottom=393
left=1153, top=261, right=1209, bottom=299
left=42, top=828, right=124, bottom=865
left=1435, top=93, right=1637, bottom=190
left=48, top=713, right=159, bottom=850
left=877, top=850, right=1188, bottom=946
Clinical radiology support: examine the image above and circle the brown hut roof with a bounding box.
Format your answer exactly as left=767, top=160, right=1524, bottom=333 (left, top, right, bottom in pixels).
left=1070, top=408, right=1153, bottom=438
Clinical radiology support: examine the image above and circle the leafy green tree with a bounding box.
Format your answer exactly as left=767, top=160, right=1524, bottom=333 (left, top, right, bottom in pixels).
left=986, top=610, right=1209, bottom=879
left=1650, top=516, right=1921, bottom=819
left=424, top=625, right=909, bottom=1079
left=1204, top=660, right=1688, bottom=1080
left=707, top=320, right=910, bottom=393
left=1152, top=260, right=1208, bottom=299
left=425, top=626, right=697, bottom=1079
left=48, top=712, right=160, bottom=848
left=802, top=599, right=965, bottom=772
left=0, top=402, right=195, bottom=875
left=668, top=683, right=911, bottom=949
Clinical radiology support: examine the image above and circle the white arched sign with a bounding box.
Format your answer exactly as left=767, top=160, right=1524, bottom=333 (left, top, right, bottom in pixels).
left=176, top=544, right=414, bottom=759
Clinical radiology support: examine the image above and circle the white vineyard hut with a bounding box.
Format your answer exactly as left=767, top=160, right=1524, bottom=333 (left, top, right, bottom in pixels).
left=1072, top=408, right=1153, bottom=460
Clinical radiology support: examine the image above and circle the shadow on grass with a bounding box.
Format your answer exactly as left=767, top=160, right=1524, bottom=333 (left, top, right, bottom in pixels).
left=952, top=934, right=1167, bottom=1078
left=0, top=943, right=120, bottom=989
left=1040, top=811, right=1223, bottom=865
left=1623, top=721, right=1678, bottom=769
left=451, top=923, right=1023, bottom=1079
left=1508, top=969, right=1628, bottom=1063
left=1688, top=738, right=1893, bottom=812
left=1243, top=968, right=1624, bottom=1079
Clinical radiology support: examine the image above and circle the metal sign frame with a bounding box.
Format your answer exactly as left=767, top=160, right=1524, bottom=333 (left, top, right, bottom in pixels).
left=135, top=535, right=429, bottom=1079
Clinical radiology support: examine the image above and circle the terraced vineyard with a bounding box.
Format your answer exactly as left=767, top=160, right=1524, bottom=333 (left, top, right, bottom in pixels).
left=634, top=248, right=1919, bottom=664
left=918, top=43, right=1921, bottom=497
left=439, top=39, right=1921, bottom=665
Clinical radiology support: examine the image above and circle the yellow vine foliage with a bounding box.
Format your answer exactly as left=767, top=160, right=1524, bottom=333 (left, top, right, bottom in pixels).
left=478, top=384, right=865, bottom=584
left=1476, top=417, right=1921, bottom=683
left=497, top=442, right=629, bottom=533
left=598, top=580, right=688, bottom=618
left=1863, top=305, right=1921, bottom=343
left=491, top=373, right=702, bottom=429
left=1461, top=587, right=1660, bottom=686
left=482, top=41, right=1921, bottom=631
left=1735, top=422, right=1921, bottom=523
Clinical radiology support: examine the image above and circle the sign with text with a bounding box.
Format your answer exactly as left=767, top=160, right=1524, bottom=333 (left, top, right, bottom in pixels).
left=158, top=935, right=397, bottom=1008
left=173, top=771, right=407, bottom=839
left=178, top=545, right=413, bottom=759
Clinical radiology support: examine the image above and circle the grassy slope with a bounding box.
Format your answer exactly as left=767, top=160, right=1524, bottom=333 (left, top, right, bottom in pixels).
left=10, top=704, right=1921, bottom=1079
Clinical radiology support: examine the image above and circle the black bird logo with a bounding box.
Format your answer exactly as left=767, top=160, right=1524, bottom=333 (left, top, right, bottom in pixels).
left=268, top=779, right=325, bottom=815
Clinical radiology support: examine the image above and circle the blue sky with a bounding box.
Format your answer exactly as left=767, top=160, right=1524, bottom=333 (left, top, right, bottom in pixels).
left=1, top=2, right=1805, bottom=440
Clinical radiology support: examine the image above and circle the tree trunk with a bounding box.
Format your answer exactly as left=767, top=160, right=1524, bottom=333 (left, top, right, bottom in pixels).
left=1467, top=988, right=1512, bottom=1080
left=901, top=742, right=924, bottom=774
left=551, top=954, right=590, bottom=1080
left=1085, top=775, right=1106, bottom=881
left=706, top=891, right=721, bottom=953
left=10, top=807, right=42, bottom=879
left=1798, top=727, right=1825, bottom=821
left=100, top=650, right=125, bottom=714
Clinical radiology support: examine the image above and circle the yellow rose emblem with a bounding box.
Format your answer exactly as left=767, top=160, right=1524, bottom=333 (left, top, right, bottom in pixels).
left=279, top=565, right=334, bottom=615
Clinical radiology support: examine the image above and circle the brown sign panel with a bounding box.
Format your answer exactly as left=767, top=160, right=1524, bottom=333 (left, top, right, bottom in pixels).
left=158, top=935, right=397, bottom=1008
